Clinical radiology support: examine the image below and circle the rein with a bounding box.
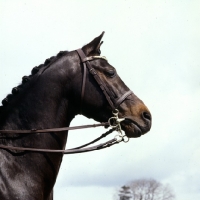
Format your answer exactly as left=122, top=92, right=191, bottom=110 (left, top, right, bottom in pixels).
left=0, top=49, right=132, bottom=154
left=0, top=128, right=118, bottom=154
left=0, top=122, right=109, bottom=134
left=0, top=109, right=128, bottom=154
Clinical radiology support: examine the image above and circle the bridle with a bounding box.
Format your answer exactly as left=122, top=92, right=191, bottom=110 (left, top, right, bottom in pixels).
left=76, top=49, right=133, bottom=112
left=0, top=49, right=133, bottom=154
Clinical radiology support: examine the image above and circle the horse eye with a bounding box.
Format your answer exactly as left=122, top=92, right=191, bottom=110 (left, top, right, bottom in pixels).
left=106, top=70, right=115, bottom=77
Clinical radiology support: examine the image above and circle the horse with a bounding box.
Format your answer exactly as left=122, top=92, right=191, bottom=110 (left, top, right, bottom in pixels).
left=0, top=32, right=151, bottom=200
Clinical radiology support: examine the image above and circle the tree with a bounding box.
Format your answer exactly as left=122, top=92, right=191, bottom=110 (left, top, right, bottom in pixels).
left=115, top=179, right=175, bottom=200
left=118, top=185, right=132, bottom=200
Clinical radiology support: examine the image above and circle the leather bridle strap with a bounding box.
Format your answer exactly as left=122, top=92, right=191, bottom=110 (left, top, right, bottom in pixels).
left=81, top=62, right=87, bottom=113
left=76, top=49, right=133, bottom=111
left=0, top=128, right=118, bottom=154
left=76, top=49, right=114, bottom=110
left=0, top=122, right=109, bottom=134
left=0, top=138, right=118, bottom=154
left=115, top=90, right=133, bottom=108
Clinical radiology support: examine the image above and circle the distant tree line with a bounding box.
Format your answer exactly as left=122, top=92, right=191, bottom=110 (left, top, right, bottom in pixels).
left=115, top=178, right=175, bottom=200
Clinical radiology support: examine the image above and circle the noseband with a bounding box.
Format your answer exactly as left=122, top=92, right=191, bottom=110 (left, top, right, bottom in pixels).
left=76, top=49, right=133, bottom=112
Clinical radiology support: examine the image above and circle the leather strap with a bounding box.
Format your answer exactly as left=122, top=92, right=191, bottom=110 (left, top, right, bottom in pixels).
left=0, top=139, right=118, bottom=154
left=0, top=128, right=117, bottom=154
left=115, top=90, right=133, bottom=108
left=76, top=49, right=115, bottom=110
left=0, top=122, right=109, bottom=134
left=76, top=49, right=88, bottom=113
left=80, top=63, right=87, bottom=113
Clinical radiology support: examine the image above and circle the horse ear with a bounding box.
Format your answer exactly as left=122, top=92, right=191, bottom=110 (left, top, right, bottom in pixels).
left=82, top=32, right=105, bottom=56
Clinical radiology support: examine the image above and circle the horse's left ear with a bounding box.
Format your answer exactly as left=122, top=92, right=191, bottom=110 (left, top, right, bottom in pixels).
left=82, top=32, right=104, bottom=56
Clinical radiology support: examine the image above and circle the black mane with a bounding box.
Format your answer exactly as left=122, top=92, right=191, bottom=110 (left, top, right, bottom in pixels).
left=0, top=50, right=69, bottom=109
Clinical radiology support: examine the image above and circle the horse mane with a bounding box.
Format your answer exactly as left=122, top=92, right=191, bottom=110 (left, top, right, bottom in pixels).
left=0, top=50, right=69, bottom=114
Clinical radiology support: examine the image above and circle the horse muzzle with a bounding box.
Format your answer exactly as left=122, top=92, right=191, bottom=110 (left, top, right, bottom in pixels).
left=121, top=115, right=152, bottom=138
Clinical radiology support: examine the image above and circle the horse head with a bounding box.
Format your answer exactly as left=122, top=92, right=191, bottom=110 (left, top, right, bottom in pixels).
left=69, top=32, right=151, bottom=138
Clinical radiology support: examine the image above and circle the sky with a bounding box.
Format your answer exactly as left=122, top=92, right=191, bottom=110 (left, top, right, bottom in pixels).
left=0, top=0, right=200, bottom=199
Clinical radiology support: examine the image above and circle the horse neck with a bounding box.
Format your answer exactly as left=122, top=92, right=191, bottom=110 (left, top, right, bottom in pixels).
left=1, top=62, right=75, bottom=132
left=0, top=57, right=77, bottom=199
left=0, top=58, right=79, bottom=153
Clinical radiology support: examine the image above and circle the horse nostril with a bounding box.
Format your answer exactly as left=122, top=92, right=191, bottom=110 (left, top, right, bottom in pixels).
left=142, top=112, right=152, bottom=122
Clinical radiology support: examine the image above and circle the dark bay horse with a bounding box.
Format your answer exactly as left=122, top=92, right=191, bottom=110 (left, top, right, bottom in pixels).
left=0, top=32, right=151, bottom=200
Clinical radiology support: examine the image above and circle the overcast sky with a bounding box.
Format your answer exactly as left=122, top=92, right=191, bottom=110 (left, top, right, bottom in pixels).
left=0, top=0, right=200, bottom=200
